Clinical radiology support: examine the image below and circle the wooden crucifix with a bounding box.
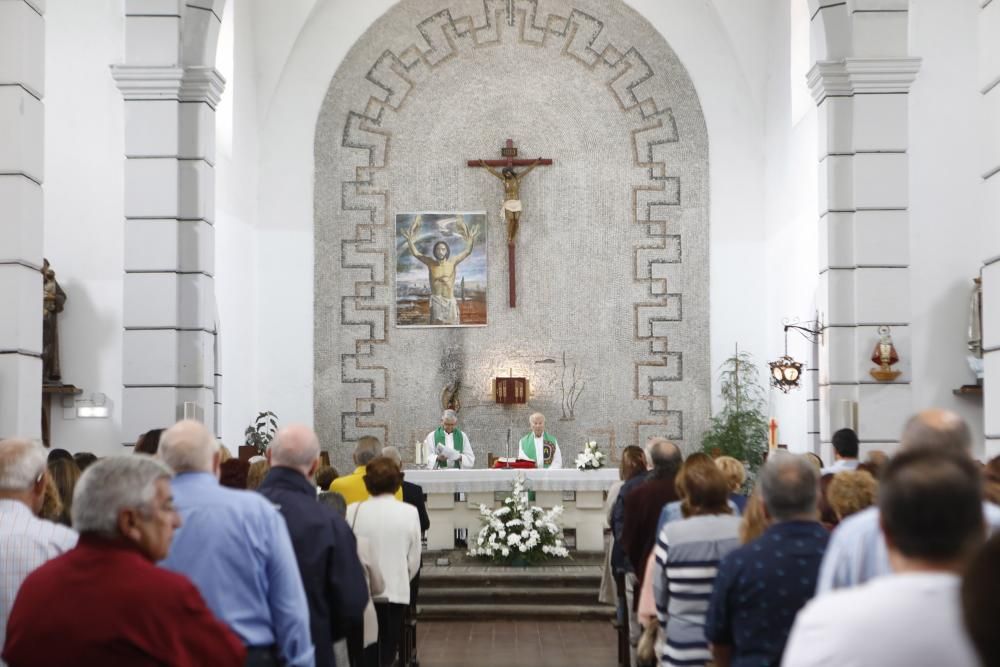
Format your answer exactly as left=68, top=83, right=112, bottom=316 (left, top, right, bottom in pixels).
left=467, top=139, right=553, bottom=307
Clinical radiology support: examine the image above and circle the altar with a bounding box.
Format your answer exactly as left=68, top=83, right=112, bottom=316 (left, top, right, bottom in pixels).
left=404, top=468, right=620, bottom=552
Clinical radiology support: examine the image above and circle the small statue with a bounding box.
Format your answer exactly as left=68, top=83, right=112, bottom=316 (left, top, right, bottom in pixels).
left=967, top=277, right=984, bottom=382
left=42, top=259, right=66, bottom=384
left=478, top=158, right=541, bottom=244
left=869, top=325, right=901, bottom=381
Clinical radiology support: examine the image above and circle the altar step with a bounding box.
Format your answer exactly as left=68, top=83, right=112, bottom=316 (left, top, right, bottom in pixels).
left=416, top=563, right=613, bottom=621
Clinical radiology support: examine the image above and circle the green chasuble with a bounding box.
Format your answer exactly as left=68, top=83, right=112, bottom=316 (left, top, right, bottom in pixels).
left=519, top=432, right=556, bottom=468
left=434, top=426, right=464, bottom=469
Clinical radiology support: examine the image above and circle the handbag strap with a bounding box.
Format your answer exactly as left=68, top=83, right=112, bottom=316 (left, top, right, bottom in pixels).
left=351, top=500, right=366, bottom=531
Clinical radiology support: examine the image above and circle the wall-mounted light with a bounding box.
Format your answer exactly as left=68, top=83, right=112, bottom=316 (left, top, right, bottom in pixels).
left=769, top=319, right=823, bottom=393
left=75, top=393, right=110, bottom=419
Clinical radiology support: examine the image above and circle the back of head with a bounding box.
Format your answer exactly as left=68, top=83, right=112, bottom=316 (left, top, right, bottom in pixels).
left=134, top=428, right=165, bottom=455
left=714, top=456, right=746, bottom=492
left=47, top=448, right=73, bottom=465
left=619, top=445, right=647, bottom=481
left=381, top=446, right=402, bottom=469
left=318, top=491, right=347, bottom=517
left=827, top=469, right=878, bottom=520
left=832, top=428, right=859, bottom=459
left=219, top=459, right=250, bottom=489
left=247, top=460, right=270, bottom=490
left=315, top=465, right=338, bottom=490
left=759, top=453, right=819, bottom=521
left=363, top=456, right=403, bottom=496
left=679, top=457, right=731, bottom=517
left=879, top=448, right=983, bottom=563
left=72, top=455, right=174, bottom=537
left=73, top=452, right=98, bottom=472
left=648, top=438, right=681, bottom=477
left=159, top=420, right=217, bottom=473
left=900, top=409, right=971, bottom=455
left=354, top=436, right=381, bottom=466
left=47, top=458, right=81, bottom=511
left=270, top=424, right=321, bottom=476
left=0, top=438, right=46, bottom=493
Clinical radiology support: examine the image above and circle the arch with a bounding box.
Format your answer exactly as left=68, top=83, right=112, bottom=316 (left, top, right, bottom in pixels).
left=254, top=0, right=769, bottom=434
left=310, top=0, right=710, bottom=460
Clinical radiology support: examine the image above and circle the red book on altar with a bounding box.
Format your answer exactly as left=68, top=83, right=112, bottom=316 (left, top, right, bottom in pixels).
left=491, top=458, right=537, bottom=469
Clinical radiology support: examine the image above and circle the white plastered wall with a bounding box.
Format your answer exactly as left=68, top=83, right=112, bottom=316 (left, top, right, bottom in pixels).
left=43, top=0, right=125, bottom=456
left=34, top=0, right=991, bottom=456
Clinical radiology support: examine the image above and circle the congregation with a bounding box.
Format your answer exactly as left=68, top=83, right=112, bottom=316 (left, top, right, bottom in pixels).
left=0, top=409, right=999, bottom=667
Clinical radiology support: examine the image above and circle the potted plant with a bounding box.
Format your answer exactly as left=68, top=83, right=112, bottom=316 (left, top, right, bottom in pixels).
left=245, top=411, right=278, bottom=455
left=700, top=346, right=768, bottom=481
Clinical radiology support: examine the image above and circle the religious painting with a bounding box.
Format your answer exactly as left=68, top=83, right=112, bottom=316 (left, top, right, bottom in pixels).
left=395, top=212, right=487, bottom=327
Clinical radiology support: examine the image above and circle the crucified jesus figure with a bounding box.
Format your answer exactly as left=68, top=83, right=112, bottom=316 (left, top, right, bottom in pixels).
left=401, top=215, right=480, bottom=325
left=478, top=159, right=541, bottom=243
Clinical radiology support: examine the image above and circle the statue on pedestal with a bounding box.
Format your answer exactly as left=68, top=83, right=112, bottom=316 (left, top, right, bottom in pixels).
left=967, top=277, right=984, bottom=382
left=42, top=258, right=66, bottom=385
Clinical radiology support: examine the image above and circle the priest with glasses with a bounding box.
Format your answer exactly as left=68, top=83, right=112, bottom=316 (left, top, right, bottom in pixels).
left=423, top=409, right=475, bottom=469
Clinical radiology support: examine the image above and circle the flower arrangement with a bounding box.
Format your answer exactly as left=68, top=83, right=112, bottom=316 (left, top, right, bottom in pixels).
left=574, top=441, right=605, bottom=471
left=468, top=475, right=570, bottom=564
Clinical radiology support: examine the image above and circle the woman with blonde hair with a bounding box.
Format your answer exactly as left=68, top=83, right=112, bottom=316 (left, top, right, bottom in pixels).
left=246, top=458, right=270, bottom=491
left=714, top=455, right=748, bottom=513
left=827, top=469, right=878, bottom=521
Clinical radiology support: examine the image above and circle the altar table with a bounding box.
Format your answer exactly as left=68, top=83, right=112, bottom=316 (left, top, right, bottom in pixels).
left=404, top=468, right=620, bottom=552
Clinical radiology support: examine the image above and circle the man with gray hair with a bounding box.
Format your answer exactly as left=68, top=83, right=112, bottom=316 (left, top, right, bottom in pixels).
left=258, top=425, right=368, bottom=667
left=159, top=420, right=314, bottom=667
left=704, top=453, right=828, bottom=666
left=0, top=438, right=78, bottom=657
left=422, top=409, right=475, bottom=469
left=3, top=456, right=245, bottom=666
left=816, top=408, right=1000, bottom=593
left=330, top=435, right=403, bottom=504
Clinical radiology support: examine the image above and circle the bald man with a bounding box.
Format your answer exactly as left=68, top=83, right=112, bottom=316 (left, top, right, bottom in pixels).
left=259, top=426, right=368, bottom=667
left=159, top=420, right=314, bottom=667
left=816, top=409, right=1000, bottom=593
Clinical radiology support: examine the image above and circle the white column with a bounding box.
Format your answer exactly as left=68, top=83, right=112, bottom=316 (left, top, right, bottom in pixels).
left=980, top=0, right=1000, bottom=458
left=0, top=0, right=44, bottom=438
left=809, top=1, right=919, bottom=456
left=112, top=1, right=223, bottom=444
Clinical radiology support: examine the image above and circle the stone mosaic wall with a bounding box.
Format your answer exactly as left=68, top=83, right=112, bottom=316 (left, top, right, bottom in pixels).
left=315, top=0, right=710, bottom=470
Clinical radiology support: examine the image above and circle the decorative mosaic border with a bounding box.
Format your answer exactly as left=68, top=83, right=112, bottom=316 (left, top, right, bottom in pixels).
left=331, top=0, right=698, bottom=447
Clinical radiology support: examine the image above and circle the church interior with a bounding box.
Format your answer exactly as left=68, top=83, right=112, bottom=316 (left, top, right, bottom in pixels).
left=2, top=1, right=1000, bottom=666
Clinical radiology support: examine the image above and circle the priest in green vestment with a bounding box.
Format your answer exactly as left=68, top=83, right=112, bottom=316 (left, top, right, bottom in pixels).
left=518, top=412, right=563, bottom=469
left=422, top=409, right=475, bottom=469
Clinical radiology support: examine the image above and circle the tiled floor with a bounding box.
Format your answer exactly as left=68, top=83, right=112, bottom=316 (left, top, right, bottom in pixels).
left=416, top=620, right=618, bottom=667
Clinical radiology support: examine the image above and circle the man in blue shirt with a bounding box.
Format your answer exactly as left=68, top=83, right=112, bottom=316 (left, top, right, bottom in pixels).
left=705, top=453, right=828, bottom=667
left=259, top=425, right=369, bottom=667
left=159, top=420, right=314, bottom=667
left=816, top=409, right=1000, bottom=593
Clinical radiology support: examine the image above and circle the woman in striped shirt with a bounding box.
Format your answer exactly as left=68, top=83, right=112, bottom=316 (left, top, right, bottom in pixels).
left=653, top=455, right=741, bottom=666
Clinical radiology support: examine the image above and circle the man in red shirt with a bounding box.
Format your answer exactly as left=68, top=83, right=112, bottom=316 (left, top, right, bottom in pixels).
left=3, top=455, right=245, bottom=667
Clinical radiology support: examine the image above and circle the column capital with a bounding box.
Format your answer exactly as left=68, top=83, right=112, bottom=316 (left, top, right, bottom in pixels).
left=111, top=65, right=225, bottom=108
left=808, top=57, right=921, bottom=104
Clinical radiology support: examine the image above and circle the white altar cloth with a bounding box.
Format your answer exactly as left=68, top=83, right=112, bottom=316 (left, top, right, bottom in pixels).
left=404, top=468, right=620, bottom=494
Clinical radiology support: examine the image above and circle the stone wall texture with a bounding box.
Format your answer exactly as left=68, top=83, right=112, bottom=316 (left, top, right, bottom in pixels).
left=315, top=0, right=710, bottom=470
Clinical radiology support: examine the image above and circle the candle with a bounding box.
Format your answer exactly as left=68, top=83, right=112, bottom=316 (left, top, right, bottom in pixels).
left=415, top=439, right=423, bottom=467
